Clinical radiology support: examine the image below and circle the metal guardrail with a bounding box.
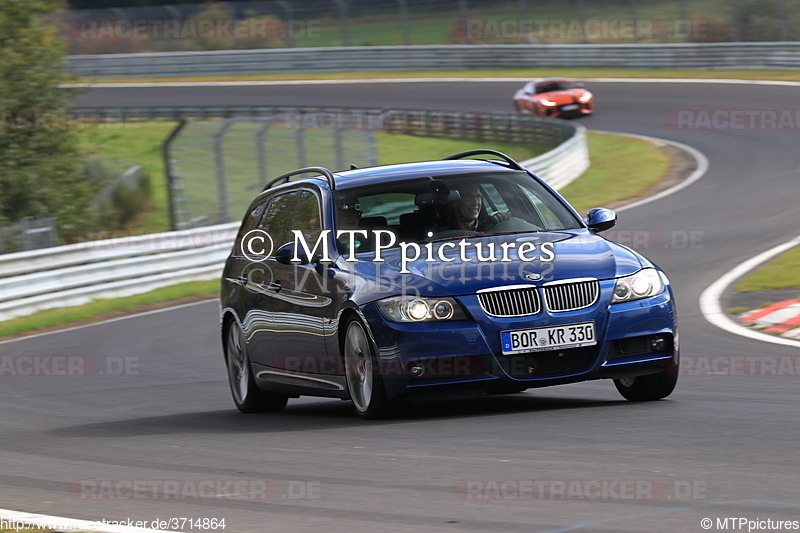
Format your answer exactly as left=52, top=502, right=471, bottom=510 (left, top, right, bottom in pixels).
left=522, top=124, right=588, bottom=191
left=0, top=224, right=237, bottom=322
left=68, top=43, right=800, bottom=77
left=0, top=107, right=587, bottom=322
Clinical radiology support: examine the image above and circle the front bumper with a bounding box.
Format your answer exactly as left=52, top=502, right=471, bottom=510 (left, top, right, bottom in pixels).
left=361, top=286, right=677, bottom=399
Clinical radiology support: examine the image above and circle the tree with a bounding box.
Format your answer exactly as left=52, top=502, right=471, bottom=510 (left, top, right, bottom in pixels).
left=0, top=0, right=95, bottom=241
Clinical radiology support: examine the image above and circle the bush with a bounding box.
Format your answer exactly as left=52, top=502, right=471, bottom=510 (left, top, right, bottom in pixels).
left=84, top=158, right=152, bottom=230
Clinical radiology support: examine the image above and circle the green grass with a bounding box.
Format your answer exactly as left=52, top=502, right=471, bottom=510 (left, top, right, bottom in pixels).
left=559, top=131, right=671, bottom=213
left=376, top=132, right=551, bottom=165
left=77, top=123, right=551, bottom=235
left=80, top=68, right=800, bottom=84
left=0, top=280, right=219, bottom=338
left=287, top=0, right=731, bottom=47
left=735, top=246, right=800, bottom=292
left=78, top=120, right=177, bottom=233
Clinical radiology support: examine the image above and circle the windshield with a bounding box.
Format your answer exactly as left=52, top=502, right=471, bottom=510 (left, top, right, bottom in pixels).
left=535, top=81, right=576, bottom=93
left=333, top=171, right=582, bottom=253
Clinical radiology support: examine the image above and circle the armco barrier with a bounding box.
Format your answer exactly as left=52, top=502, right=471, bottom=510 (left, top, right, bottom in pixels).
left=0, top=108, right=587, bottom=322
left=0, top=224, right=238, bottom=322
left=67, top=43, right=800, bottom=77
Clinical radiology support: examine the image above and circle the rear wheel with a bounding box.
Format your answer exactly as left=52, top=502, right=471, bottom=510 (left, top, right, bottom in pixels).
left=343, top=318, right=390, bottom=419
left=614, top=368, right=678, bottom=402
left=225, top=321, right=288, bottom=413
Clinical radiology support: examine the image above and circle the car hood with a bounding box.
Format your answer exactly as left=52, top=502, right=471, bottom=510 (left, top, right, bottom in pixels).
left=537, top=89, right=586, bottom=102
left=339, top=230, right=644, bottom=303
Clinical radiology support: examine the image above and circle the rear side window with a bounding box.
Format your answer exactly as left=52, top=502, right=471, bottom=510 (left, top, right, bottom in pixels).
left=233, top=201, right=266, bottom=256
left=260, top=192, right=298, bottom=253
left=289, top=190, right=322, bottom=246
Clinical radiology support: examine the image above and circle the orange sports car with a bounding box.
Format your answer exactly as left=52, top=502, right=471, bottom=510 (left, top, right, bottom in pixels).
left=513, top=78, right=594, bottom=118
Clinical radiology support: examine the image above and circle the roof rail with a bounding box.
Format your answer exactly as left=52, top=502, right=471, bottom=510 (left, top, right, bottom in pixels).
left=442, top=150, right=525, bottom=171
left=263, top=166, right=336, bottom=191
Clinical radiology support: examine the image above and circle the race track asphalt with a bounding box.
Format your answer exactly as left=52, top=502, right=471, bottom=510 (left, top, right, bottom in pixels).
left=0, top=79, right=798, bottom=532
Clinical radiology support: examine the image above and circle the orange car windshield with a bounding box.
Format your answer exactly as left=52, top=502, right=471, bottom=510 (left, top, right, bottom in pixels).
left=536, top=82, right=576, bottom=93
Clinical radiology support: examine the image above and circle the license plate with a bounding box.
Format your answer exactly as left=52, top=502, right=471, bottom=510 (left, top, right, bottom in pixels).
left=501, top=322, right=596, bottom=354
left=560, top=104, right=579, bottom=111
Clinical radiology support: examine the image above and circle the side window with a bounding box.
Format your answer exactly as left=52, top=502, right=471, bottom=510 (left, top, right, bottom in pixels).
left=233, top=201, right=267, bottom=256
left=259, top=191, right=298, bottom=254
left=520, top=186, right=565, bottom=229
left=289, top=190, right=322, bottom=246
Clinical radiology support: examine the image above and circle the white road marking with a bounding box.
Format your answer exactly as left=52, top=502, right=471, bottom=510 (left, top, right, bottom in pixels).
left=699, top=234, right=800, bottom=349
left=0, top=508, right=168, bottom=532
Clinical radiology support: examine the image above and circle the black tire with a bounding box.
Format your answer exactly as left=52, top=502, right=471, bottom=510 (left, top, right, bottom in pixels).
left=614, top=368, right=678, bottom=402
left=225, top=320, right=288, bottom=413
left=343, top=318, right=391, bottom=419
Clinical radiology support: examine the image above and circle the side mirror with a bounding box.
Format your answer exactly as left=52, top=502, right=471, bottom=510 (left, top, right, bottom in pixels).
left=586, top=207, right=616, bottom=232
left=275, top=242, right=310, bottom=265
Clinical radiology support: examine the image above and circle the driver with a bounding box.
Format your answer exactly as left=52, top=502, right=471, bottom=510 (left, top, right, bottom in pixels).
left=452, top=183, right=483, bottom=231
left=439, top=184, right=512, bottom=232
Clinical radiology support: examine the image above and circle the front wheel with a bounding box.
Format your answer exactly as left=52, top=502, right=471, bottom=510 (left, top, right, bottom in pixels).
left=225, top=321, right=288, bottom=413
left=343, top=318, right=391, bottom=419
left=614, top=368, right=678, bottom=402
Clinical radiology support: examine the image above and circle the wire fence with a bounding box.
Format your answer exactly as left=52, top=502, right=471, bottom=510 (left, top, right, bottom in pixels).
left=60, top=0, right=800, bottom=55
left=0, top=160, right=148, bottom=255
left=162, top=107, right=576, bottom=230
left=165, top=114, right=377, bottom=229
left=0, top=218, right=58, bottom=255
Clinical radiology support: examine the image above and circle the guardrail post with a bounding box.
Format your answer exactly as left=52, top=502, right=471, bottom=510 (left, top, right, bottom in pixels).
left=332, top=0, right=351, bottom=47
left=679, top=0, right=690, bottom=42
left=256, top=119, right=272, bottom=188
left=334, top=125, right=345, bottom=172
left=367, top=129, right=378, bottom=167
left=629, top=0, right=639, bottom=43
left=775, top=0, right=788, bottom=41
left=276, top=1, right=295, bottom=47
left=397, top=0, right=410, bottom=46
left=297, top=114, right=307, bottom=168
left=728, top=0, right=741, bottom=42
left=573, top=0, right=589, bottom=44
left=214, top=120, right=235, bottom=224
left=163, top=119, right=188, bottom=231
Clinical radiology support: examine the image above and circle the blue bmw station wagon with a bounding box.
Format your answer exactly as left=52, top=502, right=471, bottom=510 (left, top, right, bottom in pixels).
left=220, top=150, right=678, bottom=418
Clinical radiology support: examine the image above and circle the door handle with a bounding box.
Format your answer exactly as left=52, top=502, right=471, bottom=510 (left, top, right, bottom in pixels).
left=267, top=280, right=282, bottom=292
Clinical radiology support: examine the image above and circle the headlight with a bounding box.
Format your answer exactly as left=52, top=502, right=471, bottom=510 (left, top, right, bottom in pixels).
left=578, top=92, right=593, bottom=102
left=376, top=296, right=467, bottom=322
left=539, top=98, right=557, bottom=106
left=611, top=268, right=665, bottom=304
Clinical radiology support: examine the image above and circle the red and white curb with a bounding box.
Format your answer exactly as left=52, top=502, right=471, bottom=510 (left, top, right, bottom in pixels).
left=740, top=299, right=800, bottom=340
